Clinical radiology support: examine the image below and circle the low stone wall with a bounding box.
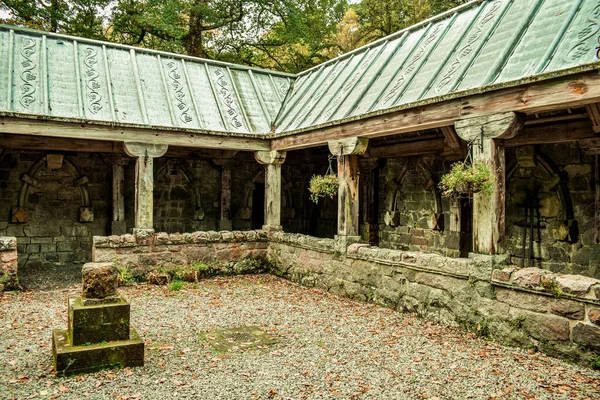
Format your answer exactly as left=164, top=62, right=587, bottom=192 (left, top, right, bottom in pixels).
left=1, top=236, right=19, bottom=291
left=268, top=233, right=600, bottom=365
left=92, top=230, right=269, bottom=282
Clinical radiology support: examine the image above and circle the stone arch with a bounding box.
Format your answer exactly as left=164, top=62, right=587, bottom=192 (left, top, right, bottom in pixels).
left=506, top=146, right=577, bottom=242
left=384, top=159, right=443, bottom=230
left=154, top=158, right=205, bottom=232
left=15, top=153, right=92, bottom=223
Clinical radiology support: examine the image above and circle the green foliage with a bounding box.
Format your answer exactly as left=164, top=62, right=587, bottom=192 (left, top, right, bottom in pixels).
left=169, top=279, right=185, bottom=291
left=309, top=174, right=339, bottom=203
left=591, top=355, right=600, bottom=370
left=116, top=264, right=135, bottom=286
left=439, top=161, right=494, bottom=198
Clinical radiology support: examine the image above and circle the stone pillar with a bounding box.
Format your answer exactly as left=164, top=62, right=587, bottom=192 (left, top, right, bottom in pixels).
left=328, top=137, right=369, bottom=245
left=455, top=112, right=524, bottom=255
left=254, top=150, right=286, bottom=231
left=123, top=142, right=168, bottom=235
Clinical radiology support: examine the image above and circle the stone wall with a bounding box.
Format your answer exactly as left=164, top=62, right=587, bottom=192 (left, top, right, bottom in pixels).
left=0, top=151, right=111, bottom=276
left=377, top=157, right=462, bottom=257
left=269, top=232, right=600, bottom=365
left=92, top=230, right=270, bottom=281
left=0, top=236, right=18, bottom=291
left=505, top=143, right=600, bottom=279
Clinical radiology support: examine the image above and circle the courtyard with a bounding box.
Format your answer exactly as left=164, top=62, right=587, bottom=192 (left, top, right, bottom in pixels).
left=1, top=275, right=599, bottom=399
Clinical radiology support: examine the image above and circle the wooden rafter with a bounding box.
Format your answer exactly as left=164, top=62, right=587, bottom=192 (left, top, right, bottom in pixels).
left=585, top=103, right=600, bottom=133
left=439, top=126, right=461, bottom=148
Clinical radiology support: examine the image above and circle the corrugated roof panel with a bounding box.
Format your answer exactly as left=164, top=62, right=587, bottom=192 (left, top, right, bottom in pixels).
left=425, top=0, right=510, bottom=99
left=546, top=0, right=600, bottom=73
left=397, top=3, right=482, bottom=105
left=496, top=0, right=578, bottom=83
left=205, top=64, right=248, bottom=133
left=349, top=26, right=430, bottom=119
left=299, top=51, right=368, bottom=129
left=231, top=69, right=270, bottom=132
left=455, top=0, right=540, bottom=92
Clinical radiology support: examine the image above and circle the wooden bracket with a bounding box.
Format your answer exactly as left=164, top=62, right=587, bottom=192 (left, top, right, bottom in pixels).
left=455, top=112, right=525, bottom=141
left=440, top=126, right=461, bottom=148
left=328, top=137, right=369, bottom=156
left=585, top=103, right=600, bottom=134
left=254, top=150, right=286, bottom=165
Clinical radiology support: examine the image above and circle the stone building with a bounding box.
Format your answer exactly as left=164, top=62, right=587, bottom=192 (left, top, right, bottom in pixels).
left=3, top=0, right=600, bottom=362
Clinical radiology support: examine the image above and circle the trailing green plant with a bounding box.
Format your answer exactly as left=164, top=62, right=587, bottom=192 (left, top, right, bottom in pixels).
left=309, top=174, right=339, bottom=203
left=115, top=263, right=135, bottom=286
left=439, top=160, right=494, bottom=197
left=591, top=355, right=600, bottom=370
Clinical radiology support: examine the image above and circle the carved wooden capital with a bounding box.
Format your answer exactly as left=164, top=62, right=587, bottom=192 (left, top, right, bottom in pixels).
left=455, top=112, right=525, bottom=141
left=328, top=137, right=369, bottom=156
left=123, top=142, right=168, bottom=158
left=254, top=150, right=286, bottom=165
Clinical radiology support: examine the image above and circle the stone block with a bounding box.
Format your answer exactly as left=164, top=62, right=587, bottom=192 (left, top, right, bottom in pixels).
left=572, top=323, right=600, bottom=352
left=588, top=309, right=600, bottom=325
left=512, top=309, right=571, bottom=342
left=68, top=297, right=130, bottom=345
left=549, top=299, right=585, bottom=320
left=81, top=262, right=118, bottom=299
left=512, top=268, right=551, bottom=288
left=148, top=272, right=170, bottom=285
left=495, top=288, right=548, bottom=313
left=492, top=268, right=515, bottom=282
left=0, top=237, right=17, bottom=251
left=52, top=328, right=144, bottom=377
left=555, top=274, right=599, bottom=296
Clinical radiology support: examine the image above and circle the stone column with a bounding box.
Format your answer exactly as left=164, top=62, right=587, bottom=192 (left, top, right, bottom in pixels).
left=455, top=112, right=524, bottom=255
left=328, top=137, right=369, bottom=246
left=123, top=142, right=168, bottom=235
left=254, top=150, right=286, bottom=231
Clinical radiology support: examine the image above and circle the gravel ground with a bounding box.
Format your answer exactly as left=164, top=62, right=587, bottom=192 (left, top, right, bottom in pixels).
left=1, top=274, right=599, bottom=400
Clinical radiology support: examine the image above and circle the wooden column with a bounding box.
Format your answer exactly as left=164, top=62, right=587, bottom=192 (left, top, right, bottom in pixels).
left=328, top=137, right=369, bottom=243
left=254, top=150, right=286, bottom=231
left=359, top=158, right=381, bottom=245
left=213, top=155, right=236, bottom=231
left=123, top=142, right=168, bottom=234
left=455, top=112, right=524, bottom=255
left=111, top=159, right=129, bottom=235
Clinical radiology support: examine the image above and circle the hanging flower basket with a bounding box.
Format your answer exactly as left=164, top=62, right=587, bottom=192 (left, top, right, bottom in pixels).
left=439, top=161, right=493, bottom=197
left=309, top=174, right=339, bottom=203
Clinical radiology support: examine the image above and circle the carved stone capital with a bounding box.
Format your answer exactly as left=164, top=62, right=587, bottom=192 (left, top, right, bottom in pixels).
left=254, top=150, right=286, bottom=165
left=123, top=142, right=168, bottom=158
left=455, top=112, right=525, bottom=141
left=328, top=137, right=369, bottom=156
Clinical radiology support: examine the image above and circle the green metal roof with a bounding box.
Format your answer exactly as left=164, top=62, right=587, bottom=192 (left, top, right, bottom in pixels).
left=2, top=0, right=600, bottom=141
left=274, top=0, right=600, bottom=134
left=0, top=25, right=293, bottom=135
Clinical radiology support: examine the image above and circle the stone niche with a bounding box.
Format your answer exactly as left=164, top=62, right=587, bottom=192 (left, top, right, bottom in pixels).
left=52, top=262, right=144, bottom=376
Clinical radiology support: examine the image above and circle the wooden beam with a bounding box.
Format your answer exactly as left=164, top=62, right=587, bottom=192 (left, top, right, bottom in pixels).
left=0, top=133, right=122, bottom=153
left=585, top=103, right=600, bottom=133
left=0, top=117, right=270, bottom=151
left=270, top=71, right=600, bottom=151
left=366, top=139, right=445, bottom=158
left=505, top=120, right=595, bottom=147
left=455, top=112, right=525, bottom=141
left=440, top=126, right=461, bottom=148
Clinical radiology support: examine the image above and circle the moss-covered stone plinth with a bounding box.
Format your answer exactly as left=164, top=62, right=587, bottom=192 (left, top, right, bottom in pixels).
left=68, top=297, right=130, bottom=346
left=52, top=328, right=144, bottom=377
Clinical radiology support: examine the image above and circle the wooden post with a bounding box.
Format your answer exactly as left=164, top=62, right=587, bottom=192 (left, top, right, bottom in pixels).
left=254, top=150, right=286, bottom=231
left=455, top=112, right=525, bottom=255
left=213, top=155, right=236, bottom=231
left=359, top=158, right=381, bottom=245
left=328, top=137, right=369, bottom=245
left=112, top=160, right=129, bottom=235
left=123, top=142, right=168, bottom=234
